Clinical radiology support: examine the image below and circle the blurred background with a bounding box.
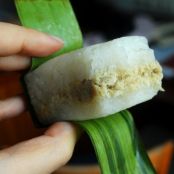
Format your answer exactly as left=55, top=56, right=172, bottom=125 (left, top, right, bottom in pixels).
left=0, top=0, right=174, bottom=173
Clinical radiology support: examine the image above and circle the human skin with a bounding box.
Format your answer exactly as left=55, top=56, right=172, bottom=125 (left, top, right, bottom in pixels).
left=0, top=22, right=77, bottom=174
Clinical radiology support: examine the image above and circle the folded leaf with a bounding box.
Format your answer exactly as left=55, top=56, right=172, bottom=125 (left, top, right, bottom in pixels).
left=77, top=111, right=156, bottom=174
left=15, top=1, right=157, bottom=174
left=15, top=0, right=83, bottom=69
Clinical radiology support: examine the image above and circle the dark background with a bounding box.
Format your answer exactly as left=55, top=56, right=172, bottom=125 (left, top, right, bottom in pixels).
left=0, top=0, right=174, bottom=173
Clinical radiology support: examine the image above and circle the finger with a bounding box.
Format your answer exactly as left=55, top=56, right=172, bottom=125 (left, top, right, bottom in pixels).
left=0, top=22, right=63, bottom=57
left=0, top=96, right=26, bottom=120
left=0, top=122, right=77, bottom=174
left=0, top=55, right=30, bottom=71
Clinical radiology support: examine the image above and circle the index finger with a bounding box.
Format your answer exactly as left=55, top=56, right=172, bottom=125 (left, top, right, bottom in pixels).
left=0, top=22, right=63, bottom=57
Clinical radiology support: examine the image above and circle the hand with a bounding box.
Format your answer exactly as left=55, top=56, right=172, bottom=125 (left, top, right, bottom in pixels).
left=0, top=22, right=77, bottom=174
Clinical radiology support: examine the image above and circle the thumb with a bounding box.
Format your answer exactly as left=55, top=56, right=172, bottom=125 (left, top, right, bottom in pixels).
left=0, top=122, right=77, bottom=174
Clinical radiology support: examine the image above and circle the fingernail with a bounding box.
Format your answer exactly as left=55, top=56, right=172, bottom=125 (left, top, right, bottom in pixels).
left=49, top=35, right=64, bottom=45
left=46, top=122, right=75, bottom=137
left=58, top=122, right=75, bottom=133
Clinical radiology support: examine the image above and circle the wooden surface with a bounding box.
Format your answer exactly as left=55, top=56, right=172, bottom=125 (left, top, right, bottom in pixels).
left=53, top=166, right=100, bottom=174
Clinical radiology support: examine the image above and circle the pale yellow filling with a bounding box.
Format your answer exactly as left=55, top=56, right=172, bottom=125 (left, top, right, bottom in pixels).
left=50, top=61, right=163, bottom=105
left=93, top=61, right=163, bottom=98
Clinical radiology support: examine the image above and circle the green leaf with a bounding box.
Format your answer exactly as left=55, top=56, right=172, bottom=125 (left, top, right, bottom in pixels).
left=77, top=110, right=156, bottom=174
left=15, top=0, right=83, bottom=69
left=15, top=1, right=156, bottom=174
